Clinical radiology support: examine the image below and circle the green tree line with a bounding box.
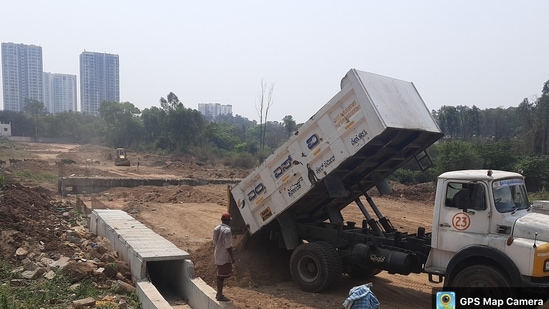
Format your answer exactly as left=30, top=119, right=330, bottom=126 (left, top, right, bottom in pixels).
left=0, top=93, right=298, bottom=169
left=1, top=80, right=549, bottom=192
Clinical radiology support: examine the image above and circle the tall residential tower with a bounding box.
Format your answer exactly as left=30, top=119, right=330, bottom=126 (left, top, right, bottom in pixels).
left=79, top=51, right=119, bottom=114
left=1, top=42, right=43, bottom=111
left=43, top=72, right=77, bottom=113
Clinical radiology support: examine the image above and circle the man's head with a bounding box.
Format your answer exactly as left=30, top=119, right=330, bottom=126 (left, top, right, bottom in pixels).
left=221, top=212, right=232, bottom=223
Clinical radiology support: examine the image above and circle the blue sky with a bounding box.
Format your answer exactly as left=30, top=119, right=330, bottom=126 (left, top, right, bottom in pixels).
left=1, top=1, right=548, bottom=123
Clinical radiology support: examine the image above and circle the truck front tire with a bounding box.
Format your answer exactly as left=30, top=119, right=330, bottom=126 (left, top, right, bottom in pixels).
left=451, top=264, right=514, bottom=299
left=290, top=241, right=342, bottom=292
left=451, top=264, right=511, bottom=287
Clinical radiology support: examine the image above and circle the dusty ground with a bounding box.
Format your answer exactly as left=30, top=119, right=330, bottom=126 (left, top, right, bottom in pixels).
left=0, top=141, right=492, bottom=308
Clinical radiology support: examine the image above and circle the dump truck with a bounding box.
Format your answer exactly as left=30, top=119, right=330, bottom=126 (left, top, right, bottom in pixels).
left=228, top=69, right=549, bottom=298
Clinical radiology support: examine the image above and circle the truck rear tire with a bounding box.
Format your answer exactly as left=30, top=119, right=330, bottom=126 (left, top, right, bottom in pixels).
left=290, top=241, right=342, bottom=292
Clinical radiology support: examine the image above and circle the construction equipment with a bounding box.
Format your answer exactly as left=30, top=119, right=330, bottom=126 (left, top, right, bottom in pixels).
left=228, top=69, right=549, bottom=299
left=114, top=147, right=131, bottom=166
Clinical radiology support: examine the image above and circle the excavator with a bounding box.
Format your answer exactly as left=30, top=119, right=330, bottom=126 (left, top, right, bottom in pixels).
left=114, top=147, right=131, bottom=166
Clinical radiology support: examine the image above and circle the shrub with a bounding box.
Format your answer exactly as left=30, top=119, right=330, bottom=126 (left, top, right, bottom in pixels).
left=229, top=152, right=257, bottom=169
left=516, top=155, right=549, bottom=192
left=390, top=168, right=437, bottom=185
left=391, top=169, right=416, bottom=184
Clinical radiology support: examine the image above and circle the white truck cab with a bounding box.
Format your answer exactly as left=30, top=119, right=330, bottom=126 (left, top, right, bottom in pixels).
left=426, top=169, right=549, bottom=288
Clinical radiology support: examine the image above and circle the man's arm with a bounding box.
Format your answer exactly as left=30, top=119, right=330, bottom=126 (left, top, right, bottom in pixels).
left=227, top=247, right=235, bottom=263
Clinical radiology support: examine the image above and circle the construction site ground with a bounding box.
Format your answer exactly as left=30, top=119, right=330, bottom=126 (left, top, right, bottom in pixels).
left=0, top=141, right=470, bottom=308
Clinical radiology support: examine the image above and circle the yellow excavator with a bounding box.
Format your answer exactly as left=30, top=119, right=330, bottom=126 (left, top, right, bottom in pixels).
left=114, top=147, right=131, bottom=166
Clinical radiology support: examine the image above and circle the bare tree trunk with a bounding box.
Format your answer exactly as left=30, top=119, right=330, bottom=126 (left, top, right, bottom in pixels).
left=256, top=80, right=265, bottom=150
left=256, top=80, right=275, bottom=150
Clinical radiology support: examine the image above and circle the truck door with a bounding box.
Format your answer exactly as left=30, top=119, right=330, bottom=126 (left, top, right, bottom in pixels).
left=436, top=181, right=490, bottom=253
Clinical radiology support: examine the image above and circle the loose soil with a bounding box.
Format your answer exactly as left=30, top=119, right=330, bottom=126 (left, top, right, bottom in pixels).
left=2, top=142, right=543, bottom=308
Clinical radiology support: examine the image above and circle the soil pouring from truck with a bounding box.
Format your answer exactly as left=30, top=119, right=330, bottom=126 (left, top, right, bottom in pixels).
left=228, top=69, right=549, bottom=298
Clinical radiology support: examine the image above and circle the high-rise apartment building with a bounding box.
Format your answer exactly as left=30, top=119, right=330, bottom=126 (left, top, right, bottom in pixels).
left=79, top=51, right=119, bottom=115
left=43, top=72, right=77, bottom=113
left=198, top=103, right=233, bottom=119
left=1, top=42, right=43, bottom=111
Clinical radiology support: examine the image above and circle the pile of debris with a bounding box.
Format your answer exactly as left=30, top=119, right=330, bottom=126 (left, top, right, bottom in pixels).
left=0, top=182, right=136, bottom=308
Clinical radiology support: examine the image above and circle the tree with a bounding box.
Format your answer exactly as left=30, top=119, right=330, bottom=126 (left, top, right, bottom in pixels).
left=98, top=101, right=142, bottom=147
left=462, top=105, right=481, bottom=138
left=474, top=140, right=520, bottom=170
left=516, top=156, right=549, bottom=191
left=141, top=106, right=168, bottom=147
left=23, top=99, right=47, bottom=140
left=203, top=122, right=241, bottom=151
left=436, top=106, right=460, bottom=139
left=0, top=110, right=34, bottom=137
left=160, top=92, right=183, bottom=111
left=517, top=98, right=537, bottom=154
left=282, top=115, right=297, bottom=137
left=516, top=79, right=549, bottom=155
left=155, top=92, right=206, bottom=153
left=166, top=106, right=204, bottom=152
left=537, top=87, right=549, bottom=155
left=434, top=140, right=481, bottom=173
left=41, top=111, right=104, bottom=144
left=256, top=80, right=274, bottom=151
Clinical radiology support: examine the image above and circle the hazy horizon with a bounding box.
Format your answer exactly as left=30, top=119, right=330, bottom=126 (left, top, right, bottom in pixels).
left=1, top=1, right=548, bottom=123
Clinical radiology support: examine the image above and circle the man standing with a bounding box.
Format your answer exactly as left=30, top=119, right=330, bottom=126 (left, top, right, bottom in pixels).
left=213, top=212, right=235, bottom=302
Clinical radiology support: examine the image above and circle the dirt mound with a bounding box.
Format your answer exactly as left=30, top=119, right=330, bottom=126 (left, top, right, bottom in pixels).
left=370, top=181, right=436, bottom=202
left=0, top=183, right=74, bottom=260
left=162, top=158, right=249, bottom=179
left=192, top=231, right=292, bottom=289
left=98, top=185, right=227, bottom=206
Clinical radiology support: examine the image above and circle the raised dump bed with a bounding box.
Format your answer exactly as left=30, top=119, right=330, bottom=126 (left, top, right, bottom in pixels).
left=229, top=69, right=443, bottom=235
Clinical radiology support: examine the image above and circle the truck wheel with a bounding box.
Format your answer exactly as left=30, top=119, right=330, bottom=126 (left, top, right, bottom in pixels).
left=290, top=241, right=342, bottom=292
left=451, top=265, right=514, bottom=299
left=451, top=265, right=510, bottom=287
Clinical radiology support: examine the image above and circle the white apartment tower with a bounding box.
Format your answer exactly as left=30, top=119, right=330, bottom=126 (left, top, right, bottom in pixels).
left=79, top=51, right=119, bottom=115
left=1, top=42, right=43, bottom=111
left=198, top=103, right=233, bottom=119
left=43, top=72, right=77, bottom=113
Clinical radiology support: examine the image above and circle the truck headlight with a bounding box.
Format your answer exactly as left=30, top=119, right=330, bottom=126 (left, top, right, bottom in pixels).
left=545, top=260, right=549, bottom=272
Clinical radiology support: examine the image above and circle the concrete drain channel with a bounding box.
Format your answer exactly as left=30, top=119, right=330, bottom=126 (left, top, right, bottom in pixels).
left=89, top=209, right=236, bottom=309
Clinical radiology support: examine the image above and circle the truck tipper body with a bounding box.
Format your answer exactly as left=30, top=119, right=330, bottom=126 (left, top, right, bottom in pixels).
left=228, top=69, right=549, bottom=296
left=230, top=69, right=442, bottom=235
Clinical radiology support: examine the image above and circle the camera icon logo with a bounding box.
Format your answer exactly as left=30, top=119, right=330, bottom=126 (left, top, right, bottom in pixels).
left=436, top=291, right=455, bottom=309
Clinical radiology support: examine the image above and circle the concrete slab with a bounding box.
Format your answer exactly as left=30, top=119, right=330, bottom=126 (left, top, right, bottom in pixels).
left=90, top=208, right=232, bottom=309
left=90, top=209, right=190, bottom=280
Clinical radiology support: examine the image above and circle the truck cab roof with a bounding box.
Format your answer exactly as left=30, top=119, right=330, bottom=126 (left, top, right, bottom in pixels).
left=438, top=170, right=523, bottom=182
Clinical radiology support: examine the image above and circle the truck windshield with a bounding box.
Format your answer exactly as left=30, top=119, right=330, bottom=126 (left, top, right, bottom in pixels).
left=492, top=179, right=529, bottom=213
